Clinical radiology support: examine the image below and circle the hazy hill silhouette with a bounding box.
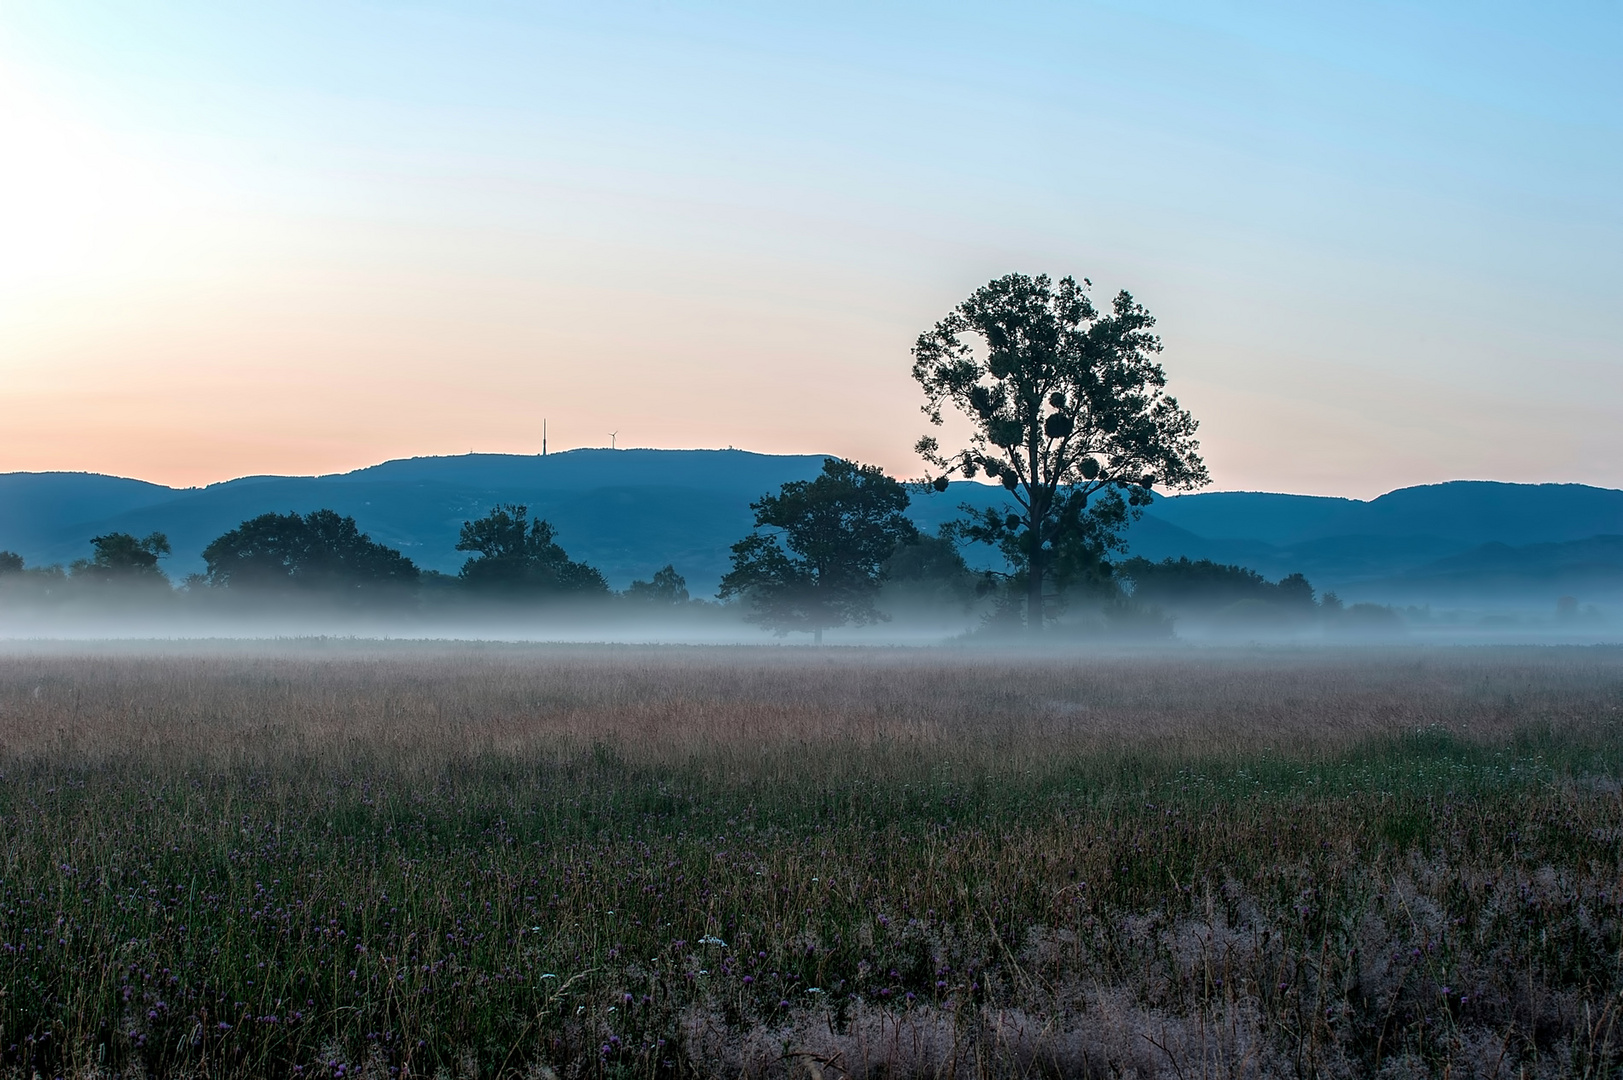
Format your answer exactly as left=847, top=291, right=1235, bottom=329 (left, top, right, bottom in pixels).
left=3, top=452, right=1621, bottom=603
left=1148, top=482, right=1623, bottom=547
left=0, top=472, right=178, bottom=555
left=2, top=451, right=830, bottom=591
left=1133, top=482, right=1623, bottom=602
left=1357, top=535, right=1623, bottom=603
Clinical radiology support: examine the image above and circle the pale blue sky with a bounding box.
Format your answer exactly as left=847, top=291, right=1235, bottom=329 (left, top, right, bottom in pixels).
left=1, top=2, right=1619, bottom=495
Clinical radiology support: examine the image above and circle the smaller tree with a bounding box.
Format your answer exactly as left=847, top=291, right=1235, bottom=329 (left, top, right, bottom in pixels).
left=71, top=532, right=171, bottom=584
left=719, top=458, right=917, bottom=643
left=627, top=565, right=690, bottom=604
left=0, top=552, right=22, bottom=575
left=1117, top=557, right=1317, bottom=612
left=457, top=505, right=608, bottom=596
left=201, top=510, right=418, bottom=597
left=881, top=530, right=980, bottom=612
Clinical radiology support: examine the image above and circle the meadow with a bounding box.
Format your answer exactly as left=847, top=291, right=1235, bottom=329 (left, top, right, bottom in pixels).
left=0, top=642, right=1620, bottom=1078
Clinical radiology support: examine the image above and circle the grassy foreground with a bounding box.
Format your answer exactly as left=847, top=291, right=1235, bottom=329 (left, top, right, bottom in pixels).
left=0, top=643, right=1620, bottom=1078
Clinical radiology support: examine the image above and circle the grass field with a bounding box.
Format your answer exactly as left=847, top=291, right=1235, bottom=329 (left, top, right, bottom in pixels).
left=0, top=643, right=1620, bottom=1078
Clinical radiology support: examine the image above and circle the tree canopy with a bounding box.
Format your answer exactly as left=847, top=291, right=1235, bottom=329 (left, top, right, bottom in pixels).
left=718, top=458, right=917, bottom=642
left=879, top=530, right=985, bottom=613
left=913, top=272, right=1208, bottom=630
left=456, top=505, right=608, bottom=595
left=627, top=565, right=690, bottom=604
left=1118, top=557, right=1316, bottom=611
left=71, top=532, right=171, bottom=584
left=201, top=510, right=418, bottom=595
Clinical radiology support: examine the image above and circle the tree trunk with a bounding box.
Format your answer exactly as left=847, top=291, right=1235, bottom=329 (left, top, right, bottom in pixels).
left=1028, top=429, right=1043, bottom=635
left=1027, top=542, right=1044, bottom=635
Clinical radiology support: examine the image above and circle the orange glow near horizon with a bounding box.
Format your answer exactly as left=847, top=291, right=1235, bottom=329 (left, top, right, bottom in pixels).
left=3, top=5, right=1620, bottom=499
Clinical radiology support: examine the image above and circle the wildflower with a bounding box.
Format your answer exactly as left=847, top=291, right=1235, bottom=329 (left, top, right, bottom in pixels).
left=699, top=935, right=727, bottom=947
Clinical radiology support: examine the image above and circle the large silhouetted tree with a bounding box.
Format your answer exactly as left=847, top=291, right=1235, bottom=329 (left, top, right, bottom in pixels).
left=201, top=510, right=418, bottom=596
left=456, top=505, right=608, bottom=596
left=913, top=272, right=1207, bottom=631
left=719, top=458, right=917, bottom=643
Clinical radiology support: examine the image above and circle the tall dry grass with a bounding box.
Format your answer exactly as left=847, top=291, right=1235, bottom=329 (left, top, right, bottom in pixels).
left=4, top=641, right=1618, bottom=767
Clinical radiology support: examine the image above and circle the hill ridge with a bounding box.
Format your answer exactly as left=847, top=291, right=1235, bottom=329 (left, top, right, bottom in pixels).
left=3, top=453, right=1621, bottom=604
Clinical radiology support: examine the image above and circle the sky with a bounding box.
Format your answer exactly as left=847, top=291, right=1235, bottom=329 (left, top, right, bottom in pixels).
left=0, top=1, right=1619, bottom=498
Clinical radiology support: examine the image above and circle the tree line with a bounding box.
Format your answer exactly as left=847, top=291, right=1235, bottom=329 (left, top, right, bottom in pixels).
left=0, top=506, right=621, bottom=604
left=2, top=272, right=1374, bottom=636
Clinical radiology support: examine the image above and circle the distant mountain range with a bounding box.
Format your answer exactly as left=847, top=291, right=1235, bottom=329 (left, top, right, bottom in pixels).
left=3, top=450, right=1621, bottom=608
left=1128, top=484, right=1623, bottom=605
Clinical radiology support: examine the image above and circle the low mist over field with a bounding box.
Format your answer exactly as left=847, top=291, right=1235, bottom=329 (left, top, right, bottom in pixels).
left=4, top=451, right=1620, bottom=646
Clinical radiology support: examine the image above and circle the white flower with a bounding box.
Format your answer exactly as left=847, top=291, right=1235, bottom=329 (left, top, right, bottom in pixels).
left=699, top=935, right=727, bottom=948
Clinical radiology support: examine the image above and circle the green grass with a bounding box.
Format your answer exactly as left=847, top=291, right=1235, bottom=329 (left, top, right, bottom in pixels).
left=0, top=645, right=1620, bottom=1077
